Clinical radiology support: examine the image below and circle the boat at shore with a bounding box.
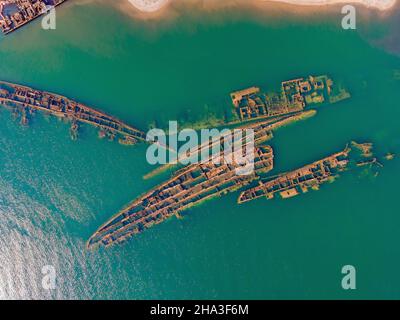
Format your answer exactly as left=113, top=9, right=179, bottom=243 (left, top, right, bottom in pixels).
left=0, top=0, right=68, bottom=35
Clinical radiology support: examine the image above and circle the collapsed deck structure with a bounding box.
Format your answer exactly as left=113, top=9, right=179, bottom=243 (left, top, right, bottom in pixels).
left=230, top=75, right=350, bottom=122
left=88, top=109, right=318, bottom=248
left=237, top=141, right=379, bottom=204
left=0, top=81, right=147, bottom=144
left=143, top=109, right=316, bottom=180
left=238, top=147, right=352, bottom=204
left=0, top=0, right=67, bottom=34
left=86, top=73, right=355, bottom=249
left=87, top=144, right=274, bottom=248
left=171, top=112, right=305, bottom=166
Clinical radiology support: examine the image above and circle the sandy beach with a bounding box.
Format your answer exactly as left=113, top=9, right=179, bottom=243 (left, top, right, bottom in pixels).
left=127, top=0, right=397, bottom=13
left=266, top=0, right=397, bottom=10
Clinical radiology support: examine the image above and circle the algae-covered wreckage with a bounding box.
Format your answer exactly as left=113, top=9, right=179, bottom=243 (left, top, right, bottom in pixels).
left=0, top=75, right=360, bottom=249
left=89, top=136, right=381, bottom=249
left=87, top=75, right=356, bottom=249
left=230, top=75, right=350, bottom=122
left=237, top=142, right=379, bottom=204
left=0, top=81, right=147, bottom=144
left=87, top=143, right=275, bottom=249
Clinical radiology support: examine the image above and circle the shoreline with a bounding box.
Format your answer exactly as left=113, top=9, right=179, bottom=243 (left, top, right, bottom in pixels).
left=107, top=0, right=400, bottom=56
left=265, top=0, right=397, bottom=11
left=103, top=0, right=400, bottom=26
left=126, top=0, right=398, bottom=14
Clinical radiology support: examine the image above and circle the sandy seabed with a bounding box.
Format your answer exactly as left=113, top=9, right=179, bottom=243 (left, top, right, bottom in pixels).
left=127, top=0, right=397, bottom=13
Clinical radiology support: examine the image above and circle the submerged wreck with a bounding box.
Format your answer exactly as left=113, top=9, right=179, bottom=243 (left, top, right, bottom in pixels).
left=90, top=139, right=378, bottom=249
left=89, top=74, right=352, bottom=249
left=230, top=75, right=350, bottom=122
left=0, top=0, right=68, bottom=35
left=0, top=74, right=351, bottom=249
left=89, top=132, right=380, bottom=249
left=88, top=110, right=317, bottom=249
left=88, top=144, right=274, bottom=248
left=238, top=142, right=378, bottom=204
left=143, top=110, right=316, bottom=180
left=238, top=147, right=351, bottom=204
left=0, top=81, right=147, bottom=144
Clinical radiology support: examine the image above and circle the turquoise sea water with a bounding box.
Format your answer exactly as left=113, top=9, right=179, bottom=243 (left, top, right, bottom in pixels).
left=0, top=1, right=400, bottom=299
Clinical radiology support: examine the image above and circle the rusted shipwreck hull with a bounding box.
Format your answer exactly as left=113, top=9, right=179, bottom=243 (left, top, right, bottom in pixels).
left=238, top=147, right=352, bottom=204
left=88, top=145, right=274, bottom=249
left=0, top=80, right=146, bottom=144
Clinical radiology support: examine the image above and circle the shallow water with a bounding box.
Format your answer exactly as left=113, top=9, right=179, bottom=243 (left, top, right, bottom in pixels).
left=0, top=2, right=399, bottom=299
